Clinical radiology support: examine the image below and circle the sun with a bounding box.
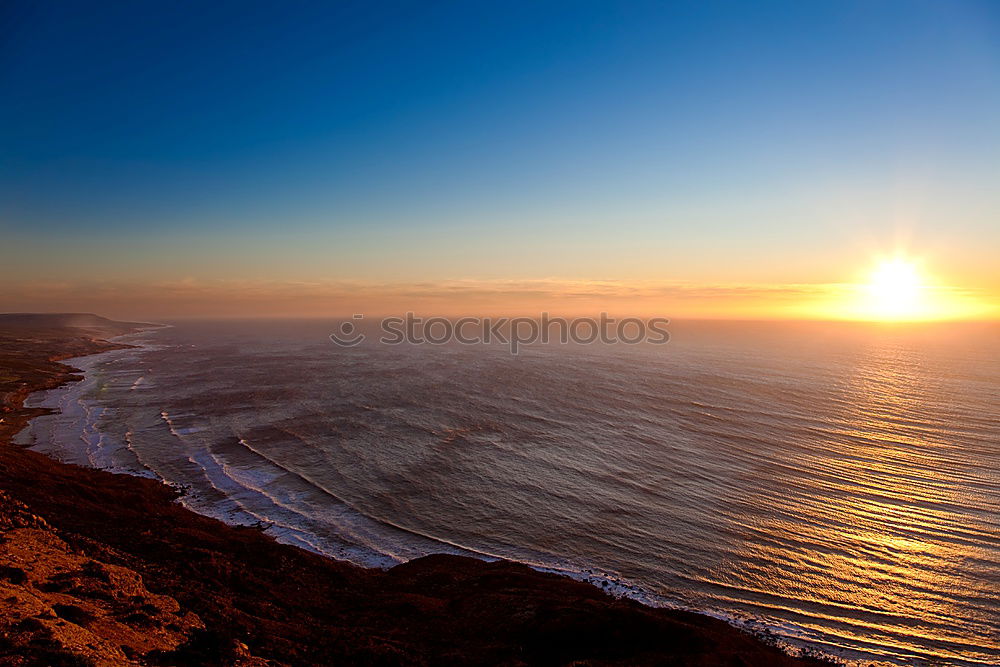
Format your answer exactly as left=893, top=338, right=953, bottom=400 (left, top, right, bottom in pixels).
left=863, top=257, right=927, bottom=320
left=821, top=253, right=995, bottom=322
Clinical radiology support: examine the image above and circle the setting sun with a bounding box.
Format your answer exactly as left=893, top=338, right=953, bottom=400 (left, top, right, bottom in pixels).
left=812, top=254, right=996, bottom=323
left=865, top=258, right=926, bottom=320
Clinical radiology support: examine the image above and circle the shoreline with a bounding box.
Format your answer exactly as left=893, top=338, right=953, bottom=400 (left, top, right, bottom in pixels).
left=0, top=316, right=832, bottom=666
left=15, top=329, right=726, bottom=621
left=15, top=329, right=168, bottom=477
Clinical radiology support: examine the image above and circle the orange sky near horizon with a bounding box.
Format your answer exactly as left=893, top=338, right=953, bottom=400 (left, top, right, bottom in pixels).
left=3, top=270, right=996, bottom=322
left=3, top=216, right=999, bottom=322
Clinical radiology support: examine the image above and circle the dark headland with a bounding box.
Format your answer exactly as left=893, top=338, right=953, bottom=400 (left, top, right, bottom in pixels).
left=0, top=314, right=831, bottom=666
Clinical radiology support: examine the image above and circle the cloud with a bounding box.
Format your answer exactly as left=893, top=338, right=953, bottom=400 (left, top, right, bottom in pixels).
left=1, top=277, right=995, bottom=320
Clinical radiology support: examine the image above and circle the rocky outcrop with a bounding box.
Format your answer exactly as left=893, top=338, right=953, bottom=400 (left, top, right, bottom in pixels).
left=0, top=490, right=202, bottom=666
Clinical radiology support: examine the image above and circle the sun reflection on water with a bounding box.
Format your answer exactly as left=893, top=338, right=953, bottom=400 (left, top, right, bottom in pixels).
left=711, top=334, right=999, bottom=664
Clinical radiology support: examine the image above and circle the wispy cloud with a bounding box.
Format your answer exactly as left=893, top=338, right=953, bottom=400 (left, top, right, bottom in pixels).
left=2, top=277, right=995, bottom=320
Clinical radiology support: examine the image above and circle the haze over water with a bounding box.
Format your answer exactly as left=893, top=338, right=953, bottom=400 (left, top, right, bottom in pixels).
left=17, top=320, right=1000, bottom=665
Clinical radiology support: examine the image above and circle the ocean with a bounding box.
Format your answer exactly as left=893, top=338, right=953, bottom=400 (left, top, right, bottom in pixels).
left=16, top=319, right=1000, bottom=665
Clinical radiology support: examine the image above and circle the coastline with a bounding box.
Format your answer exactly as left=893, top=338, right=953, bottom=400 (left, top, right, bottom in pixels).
left=13, top=326, right=717, bottom=612
left=0, top=317, right=831, bottom=666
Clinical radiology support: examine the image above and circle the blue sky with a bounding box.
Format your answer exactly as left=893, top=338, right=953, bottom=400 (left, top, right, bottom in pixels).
left=1, top=1, right=997, bottom=316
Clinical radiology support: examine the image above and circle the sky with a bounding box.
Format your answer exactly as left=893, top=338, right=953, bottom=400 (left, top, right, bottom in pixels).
left=1, top=0, right=998, bottom=319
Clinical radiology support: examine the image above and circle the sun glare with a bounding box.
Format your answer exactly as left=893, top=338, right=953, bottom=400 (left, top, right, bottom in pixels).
left=814, top=254, right=996, bottom=322
left=866, top=258, right=925, bottom=319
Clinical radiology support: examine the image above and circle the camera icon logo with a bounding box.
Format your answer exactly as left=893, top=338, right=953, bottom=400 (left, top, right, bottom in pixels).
left=329, top=314, right=366, bottom=347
